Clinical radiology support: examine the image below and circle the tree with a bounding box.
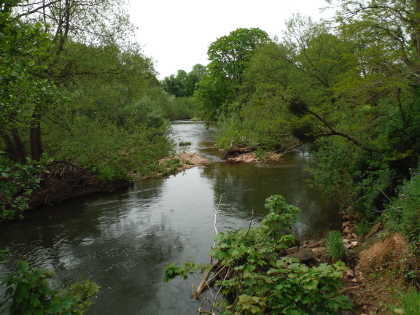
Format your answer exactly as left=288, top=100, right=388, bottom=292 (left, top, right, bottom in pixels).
left=207, top=28, right=271, bottom=82
left=330, top=0, right=420, bottom=87
left=196, top=28, right=272, bottom=120
left=0, top=7, right=56, bottom=162
left=0, top=0, right=139, bottom=162
left=162, top=64, right=206, bottom=97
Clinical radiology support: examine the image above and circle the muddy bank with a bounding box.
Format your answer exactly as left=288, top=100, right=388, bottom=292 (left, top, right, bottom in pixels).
left=32, top=154, right=209, bottom=209
left=30, top=161, right=130, bottom=209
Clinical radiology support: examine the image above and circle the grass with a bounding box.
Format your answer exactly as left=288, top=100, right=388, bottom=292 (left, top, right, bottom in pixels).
left=326, top=231, right=346, bottom=261
left=392, top=289, right=420, bottom=315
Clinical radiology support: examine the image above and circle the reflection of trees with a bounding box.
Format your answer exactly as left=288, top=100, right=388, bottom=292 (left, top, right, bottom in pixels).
left=70, top=220, right=185, bottom=315
left=0, top=177, right=173, bottom=314
left=202, top=160, right=340, bottom=239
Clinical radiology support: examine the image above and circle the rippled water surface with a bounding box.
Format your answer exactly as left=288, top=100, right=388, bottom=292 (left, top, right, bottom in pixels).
left=0, top=121, right=339, bottom=315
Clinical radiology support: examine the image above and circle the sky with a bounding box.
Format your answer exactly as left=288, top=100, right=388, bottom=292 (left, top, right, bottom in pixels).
left=127, top=0, right=333, bottom=79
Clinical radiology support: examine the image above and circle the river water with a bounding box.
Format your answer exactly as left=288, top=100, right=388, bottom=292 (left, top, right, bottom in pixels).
left=0, top=121, right=339, bottom=315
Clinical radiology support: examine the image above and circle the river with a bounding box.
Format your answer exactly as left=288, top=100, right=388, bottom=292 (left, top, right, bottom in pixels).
left=0, top=121, right=339, bottom=315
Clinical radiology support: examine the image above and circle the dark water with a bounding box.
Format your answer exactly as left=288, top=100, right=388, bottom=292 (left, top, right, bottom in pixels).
left=0, top=121, right=339, bottom=315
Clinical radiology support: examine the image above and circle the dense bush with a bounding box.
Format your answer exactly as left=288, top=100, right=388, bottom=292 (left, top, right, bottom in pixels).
left=44, top=117, right=172, bottom=180
left=0, top=156, right=46, bottom=221
left=0, top=261, right=99, bottom=314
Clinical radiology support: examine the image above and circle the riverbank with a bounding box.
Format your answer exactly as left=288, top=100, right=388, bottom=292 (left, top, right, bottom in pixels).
left=174, top=208, right=418, bottom=315
left=1, top=149, right=210, bottom=223
left=29, top=161, right=131, bottom=209
left=336, top=213, right=419, bottom=314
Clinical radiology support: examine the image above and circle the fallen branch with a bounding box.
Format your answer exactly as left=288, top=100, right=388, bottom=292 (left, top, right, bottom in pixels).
left=193, top=264, right=217, bottom=299
left=194, top=196, right=225, bottom=300
left=210, top=266, right=232, bottom=313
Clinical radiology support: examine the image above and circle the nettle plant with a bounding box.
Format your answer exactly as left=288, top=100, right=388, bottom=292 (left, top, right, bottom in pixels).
left=166, top=195, right=352, bottom=314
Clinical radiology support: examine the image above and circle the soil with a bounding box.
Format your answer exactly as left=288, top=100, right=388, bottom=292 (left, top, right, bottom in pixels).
left=30, top=161, right=130, bottom=209
left=337, top=213, right=418, bottom=315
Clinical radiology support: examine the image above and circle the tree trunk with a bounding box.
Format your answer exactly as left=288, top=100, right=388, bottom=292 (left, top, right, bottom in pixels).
left=30, top=109, right=43, bottom=161
left=11, top=129, right=27, bottom=163
left=1, top=133, right=18, bottom=161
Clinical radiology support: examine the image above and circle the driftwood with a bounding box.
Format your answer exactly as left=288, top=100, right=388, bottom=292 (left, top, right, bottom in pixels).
left=192, top=264, right=217, bottom=299
left=193, top=196, right=223, bottom=300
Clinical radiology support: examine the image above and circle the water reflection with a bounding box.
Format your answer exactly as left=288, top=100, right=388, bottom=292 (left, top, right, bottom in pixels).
left=0, top=122, right=339, bottom=315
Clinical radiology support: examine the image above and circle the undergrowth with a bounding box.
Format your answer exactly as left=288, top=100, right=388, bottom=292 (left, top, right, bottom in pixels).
left=326, top=231, right=346, bottom=262
left=165, top=195, right=352, bottom=314
left=0, top=260, right=99, bottom=314
left=391, top=288, right=420, bottom=315
left=385, top=170, right=420, bottom=249
left=0, top=156, right=47, bottom=221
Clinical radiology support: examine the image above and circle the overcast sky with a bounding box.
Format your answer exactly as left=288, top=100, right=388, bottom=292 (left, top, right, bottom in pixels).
left=127, top=0, right=332, bottom=79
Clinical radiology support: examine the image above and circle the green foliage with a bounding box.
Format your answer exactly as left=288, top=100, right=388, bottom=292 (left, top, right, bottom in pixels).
left=326, top=231, right=346, bottom=261
left=0, top=249, right=8, bottom=263
left=207, top=28, right=271, bottom=82
left=211, top=195, right=350, bottom=314
left=162, top=65, right=205, bottom=98
left=261, top=195, right=299, bottom=238
left=161, top=97, right=197, bottom=121
left=196, top=28, right=272, bottom=121
left=44, top=118, right=171, bottom=180
left=392, top=289, right=420, bottom=315
left=167, top=195, right=352, bottom=314
left=355, top=220, right=371, bottom=237
left=37, top=33, right=174, bottom=181
left=215, top=43, right=296, bottom=149
left=219, top=259, right=351, bottom=315
left=157, top=158, right=182, bottom=177
left=385, top=170, right=420, bottom=247
left=0, top=9, right=54, bottom=133
left=203, top=4, right=420, bottom=229
left=0, top=157, right=46, bottom=221
left=0, top=261, right=99, bottom=314
left=164, top=262, right=207, bottom=282
left=0, top=1, right=176, bottom=186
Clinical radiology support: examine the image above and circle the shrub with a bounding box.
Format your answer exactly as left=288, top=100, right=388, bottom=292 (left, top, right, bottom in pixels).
left=326, top=231, right=346, bottom=261
left=0, top=157, right=47, bottom=221
left=385, top=170, right=420, bottom=247
left=44, top=117, right=172, bottom=180
left=0, top=261, right=99, bottom=314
